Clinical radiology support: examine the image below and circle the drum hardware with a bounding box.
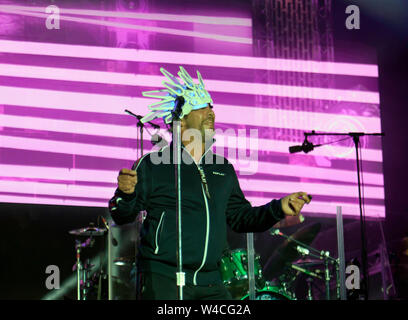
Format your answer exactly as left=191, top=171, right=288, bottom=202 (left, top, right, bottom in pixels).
left=265, top=223, right=321, bottom=279
left=290, top=263, right=322, bottom=280
left=219, top=248, right=296, bottom=300
left=293, top=258, right=323, bottom=268
left=74, top=240, right=95, bottom=300
left=113, top=256, right=136, bottom=267
left=241, top=282, right=295, bottom=300
left=69, top=223, right=108, bottom=300
left=306, top=277, right=314, bottom=300
left=304, top=275, right=328, bottom=301
left=269, top=225, right=339, bottom=300
left=219, top=248, right=266, bottom=299
left=69, top=222, right=107, bottom=237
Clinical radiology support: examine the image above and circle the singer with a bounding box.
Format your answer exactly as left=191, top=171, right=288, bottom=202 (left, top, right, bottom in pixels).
left=108, top=66, right=311, bottom=300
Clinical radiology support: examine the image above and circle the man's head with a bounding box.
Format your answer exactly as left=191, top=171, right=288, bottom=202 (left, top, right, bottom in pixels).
left=141, top=67, right=213, bottom=126
left=178, top=103, right=215, bottom=143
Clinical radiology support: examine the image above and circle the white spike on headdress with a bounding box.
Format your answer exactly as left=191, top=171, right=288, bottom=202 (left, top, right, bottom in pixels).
left=141, top=66, right=213, bottom=124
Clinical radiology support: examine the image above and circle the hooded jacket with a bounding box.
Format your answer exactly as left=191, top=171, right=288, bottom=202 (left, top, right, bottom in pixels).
left=109, top=142, right=285, bottom=286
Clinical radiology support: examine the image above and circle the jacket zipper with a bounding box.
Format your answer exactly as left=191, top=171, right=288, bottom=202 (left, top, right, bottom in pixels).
left=181, top=145, right=212, bottom=285
left=154, top=211, right=166, bottom=254
left=193, top=173, right=211, bottom=285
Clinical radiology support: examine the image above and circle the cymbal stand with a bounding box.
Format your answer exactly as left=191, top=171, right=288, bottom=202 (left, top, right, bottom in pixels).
left=271, top=229, right=337, bottom=264
left=306, top=277, right=313, bottom=300
left=75, top=240, right=82, bottom=300
left=324, top=258, right=330, bottom=300
left=278, top=270, right=298, bottom=297
left=335, top=259, right=341, bottom=300
left=296, top=247, right=332, bottom=299
left=271, top=229, right=338, bottom=300
left=305, top=276, right=327, bottom=300
left=74, top=237, right=93, bottom=300
left=83, top=258, right=94, bottom=300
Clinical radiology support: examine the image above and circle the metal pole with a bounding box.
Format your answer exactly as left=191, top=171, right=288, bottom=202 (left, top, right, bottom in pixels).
left=108, top=220, right=113, bottom=300
left=336, top=206, right=347, bottom=300
left=76, top=242, right=81, bottom=300
left=324, top=259, right=330, bottom=300
left=303, top=131, right=385, bottom=300
left=353, top=135, right=369, bottom=300
left=306, top=278, right=313, bottom=300
left=173, top=119, right=185, bottom=300
left=246, top=233, right=256, bottom=300
left=140, top=123, right=144, bottom=157
left=82, top=259, right=87, bottom=300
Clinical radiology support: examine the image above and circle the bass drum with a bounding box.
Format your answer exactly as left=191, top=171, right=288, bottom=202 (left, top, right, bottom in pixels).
left=219, top=248, right=266, bottom=299
left=240, top=285, right=295, bottom=300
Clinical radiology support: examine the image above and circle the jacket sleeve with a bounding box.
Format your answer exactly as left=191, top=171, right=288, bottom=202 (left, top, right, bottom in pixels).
left=225, top=165, right=285, bottom=233
left=108, top=157, right=150, bottom=225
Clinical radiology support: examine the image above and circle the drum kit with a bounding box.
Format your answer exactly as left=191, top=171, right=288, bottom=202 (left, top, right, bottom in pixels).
left=69, top=222, right=108, bottom=300
left=68, top=217, right=340, bottom=300
left=220, top=222, right=340, bottom=300
left=68, top=221, right=138, bottom=300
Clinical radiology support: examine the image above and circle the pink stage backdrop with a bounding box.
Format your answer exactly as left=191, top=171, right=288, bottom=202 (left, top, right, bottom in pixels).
left=0, top=3, right=384, bottom=218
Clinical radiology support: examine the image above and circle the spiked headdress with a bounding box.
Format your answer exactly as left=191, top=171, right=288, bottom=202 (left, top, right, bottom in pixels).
left=140, top=66, right=213, bottom=124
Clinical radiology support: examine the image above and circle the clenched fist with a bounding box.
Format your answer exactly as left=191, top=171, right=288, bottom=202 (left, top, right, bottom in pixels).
left=281, top=192, right=312, bottom=216
left=117, top=168, right=137, bottom=194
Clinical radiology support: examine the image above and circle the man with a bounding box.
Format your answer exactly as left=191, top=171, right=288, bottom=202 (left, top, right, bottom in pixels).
left=109, top=66, right=311, bottom=300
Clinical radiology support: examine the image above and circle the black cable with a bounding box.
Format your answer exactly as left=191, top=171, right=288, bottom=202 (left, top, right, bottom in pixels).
left=143, top=125, right=158, bottom=137
left=321, top=136, right=353, bottom=147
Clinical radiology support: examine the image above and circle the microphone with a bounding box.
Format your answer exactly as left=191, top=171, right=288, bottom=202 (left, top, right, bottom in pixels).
left=172, top=96, right=185, bottom=119
left=101, top=216, right=118, bottom=246
left=289, top=138, right=321, bottom=154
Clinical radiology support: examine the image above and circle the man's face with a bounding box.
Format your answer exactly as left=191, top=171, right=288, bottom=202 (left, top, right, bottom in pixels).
left=181, top=104, right=215, bottom=142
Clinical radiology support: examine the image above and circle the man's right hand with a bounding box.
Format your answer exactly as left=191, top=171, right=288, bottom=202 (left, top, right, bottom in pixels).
left=117, top=168, right=137, bottom=194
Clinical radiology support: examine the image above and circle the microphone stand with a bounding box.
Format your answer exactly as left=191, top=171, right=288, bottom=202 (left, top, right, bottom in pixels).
left=172, top=97, right=185, bottom=300
left=125, top=109, right=162, bottom=299
left=303, top=130, right=385, bottom=300
left=125, top=109, right=161, bottom=158
left=125, top=109, right=145, bottom=159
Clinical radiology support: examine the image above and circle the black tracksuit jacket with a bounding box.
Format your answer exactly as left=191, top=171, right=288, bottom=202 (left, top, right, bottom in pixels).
left=109, top=142, right=285, bottom=286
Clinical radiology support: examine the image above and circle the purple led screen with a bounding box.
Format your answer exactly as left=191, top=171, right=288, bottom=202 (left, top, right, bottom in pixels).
left=0, top=2, right=384, bottom=218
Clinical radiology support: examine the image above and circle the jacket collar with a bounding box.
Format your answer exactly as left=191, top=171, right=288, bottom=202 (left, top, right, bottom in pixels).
left=169, top=138, right=216, bottom=165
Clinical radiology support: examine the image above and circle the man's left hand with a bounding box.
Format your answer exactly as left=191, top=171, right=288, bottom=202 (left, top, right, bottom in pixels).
left=281, top=192, right=312, bottom=216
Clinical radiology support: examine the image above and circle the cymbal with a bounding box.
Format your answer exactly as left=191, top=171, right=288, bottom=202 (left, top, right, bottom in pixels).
left=273, top=214, right=305, bottom=229
left=267, top=223, right=321, bottom=278
left=69, top=226, right=106, bottom=236
left=292, top=258, right=323, bottom=267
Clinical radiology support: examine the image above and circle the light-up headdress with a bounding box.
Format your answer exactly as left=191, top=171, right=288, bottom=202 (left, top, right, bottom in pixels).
left=140, top=66, right=213, bottom=124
